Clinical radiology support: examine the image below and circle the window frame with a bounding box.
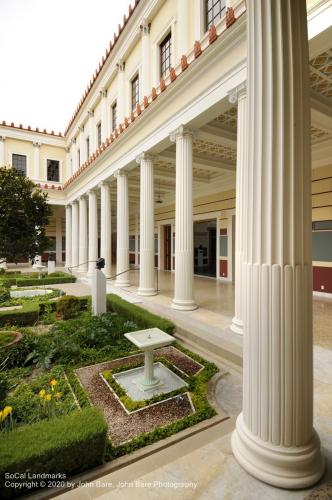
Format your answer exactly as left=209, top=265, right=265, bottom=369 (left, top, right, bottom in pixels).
left=205, top=0, right=226, bottom=31
left=96, top=121, right=102, bottom=148
left=160, top=31, right=172, bottom=78
left=46, top=158, right=60, bottom=183
left=12, top=153, right=27, bottom=176
left=131, top=74, right=140, bottom=111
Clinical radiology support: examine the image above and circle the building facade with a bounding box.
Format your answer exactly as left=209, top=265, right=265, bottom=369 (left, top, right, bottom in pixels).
left=1, top=0, right=331, bottom=487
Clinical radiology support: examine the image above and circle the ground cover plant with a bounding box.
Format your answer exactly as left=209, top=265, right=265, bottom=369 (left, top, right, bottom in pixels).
left=0, top=294, right=218, bottom=499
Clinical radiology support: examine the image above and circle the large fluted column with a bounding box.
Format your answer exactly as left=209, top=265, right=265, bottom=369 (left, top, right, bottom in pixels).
left=230, top=83, right=247, bottom=335
left=100, top=181, right=112, bottom=278
left=115, top=170, right=130, bottom=287
left=65, top=205, right=72, bottom=268
left=78, top=195, right=88, bottom=272
left=137, top=154, right=157, bottom=296
left=88, top=189, right=98, bottom=276
left=71, top=201, right=79, bottom=269
left=171, top=126, right=197, bottom=311
left=231, top=0, right=324, bottom=488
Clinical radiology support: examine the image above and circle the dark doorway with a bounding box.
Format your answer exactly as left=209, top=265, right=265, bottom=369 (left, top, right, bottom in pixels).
left=194, top=220, right=217, bottom=277
left=164, top=225, right=172, bottom=271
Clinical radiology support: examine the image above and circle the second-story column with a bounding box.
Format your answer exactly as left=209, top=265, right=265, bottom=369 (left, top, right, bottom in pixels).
left=115, top=170, right=130, bottom=286
left=65, top=204, right=72, bottom=268
left=137, top=153, right=157, bottom=296
left=88, top=189, right=98, bottom=276
left=71, top=201, right=79, bottom=269
left=79, top=195, right=88, bottom=273
left=33, top=142, right=40, bottom=180
left=100, top=90, right=108, bottom=141
left=88, top=110, right=95, bottom=154
left=230, top=83, right=247, bottom=336
left=116, top=62, right=126, bottom=125
left=171, top=126, right=197, bottom=310
left=100, top=181, right=112, bottom=278
left=140, top=19, right=150, bottom=98
left=177, top=0, right=190, bottom=57
left=0, top=136, right=5, bottom=166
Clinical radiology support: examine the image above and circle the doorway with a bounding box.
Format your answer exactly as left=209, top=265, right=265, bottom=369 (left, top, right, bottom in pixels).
left=194, top=219, right=217, bottom=277
left=164, top=225, right=172, bottom=271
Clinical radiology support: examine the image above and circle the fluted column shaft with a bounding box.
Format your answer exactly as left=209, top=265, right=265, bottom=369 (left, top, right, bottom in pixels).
left=231, top=0, right=324, bottom=489
left=117, top=63, right=126, bottom=124
left=171, top=126, right=197, bottom=311
left=78, top=196, right=88, bottom=272
left=71, top=201, right=79, bottom=269
left=65, top=205, right=72, bottom=268
left=100, top=182, right=112, bottom=278
left=137, top=154, right=157, bottom=296
left=230, top=84, right=247, bottom=335
left=88, top=190, right=98, bottom=275
left=116, top=171, right=130, bottom=286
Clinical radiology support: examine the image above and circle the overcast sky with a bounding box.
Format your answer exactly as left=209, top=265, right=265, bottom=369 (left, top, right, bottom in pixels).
left=0, top=0, right=132, bottom=133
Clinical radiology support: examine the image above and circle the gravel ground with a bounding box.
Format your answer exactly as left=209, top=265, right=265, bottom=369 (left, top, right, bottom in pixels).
left=75, top=347, right=201, bottom=445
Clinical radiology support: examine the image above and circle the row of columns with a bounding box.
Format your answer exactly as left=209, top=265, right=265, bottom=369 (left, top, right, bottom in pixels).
left=65, top=126, right=198, bottom=310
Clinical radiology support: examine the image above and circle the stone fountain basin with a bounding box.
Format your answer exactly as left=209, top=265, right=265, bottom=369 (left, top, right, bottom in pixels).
left=10, top=289, right=53, bottom=298
left=124, top=328, right=174, bottom=351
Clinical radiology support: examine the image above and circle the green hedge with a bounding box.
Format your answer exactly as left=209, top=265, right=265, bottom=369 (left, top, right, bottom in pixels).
left=0, top=301, right=39, bottom=327
left=0, top=407, right=107, bottom=499
left=16, top=276, right=76, bottom=287
left=106, top=294, right=175, bottom=334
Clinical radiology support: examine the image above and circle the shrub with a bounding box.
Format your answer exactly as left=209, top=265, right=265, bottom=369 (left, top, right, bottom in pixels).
left=0, top=330, right=37, bottom=369
left=56, top=295, right=81, bottom=320
left=106, top=294, right=175, bottom=334
left=16, top=276, right=76, bottom=287
left=48, top=271, right=72, bottom=278
left=0, top=301, right=39, bottom=327
left=0, top=407, right=107, bottom=499
left=0, top=286, right=10, bottom=303
left=0, top=373, right=8, bottom=403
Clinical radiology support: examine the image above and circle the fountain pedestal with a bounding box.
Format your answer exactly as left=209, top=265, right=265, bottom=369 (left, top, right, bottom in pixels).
left=125, top=328, right=175, bottom=392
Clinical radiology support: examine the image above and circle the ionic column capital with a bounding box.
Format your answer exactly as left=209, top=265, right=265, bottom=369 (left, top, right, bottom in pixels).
left=79, top=125, right=84, bottom=133
left=136, top=152, right=155, bottom=165
left=79, top=194, right=87, bottom=201
left=170, top=125, right=197, bottom=142
left=88, top=109, right=94, bottom=118
left=116, top=60, right=125, bottom=72
left=99, top=88, right=107, bottom=98
left=98, top=180, right=111, bottom=188
left=0, top=136, right=6, bottom=142
left=33, top=141, right=41, bottom=148
left=227, top=82, right=247, bottom=104
left=114, top=168, right=128, bottom=179
left=139, top=18, right=151, bottom=36
left=87, top=187, right=98, bottom=195
left=71, top=199, right=78, bottom=206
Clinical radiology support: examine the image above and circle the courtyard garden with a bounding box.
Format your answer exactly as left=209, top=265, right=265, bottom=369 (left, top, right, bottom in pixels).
left=0, top=286, right=219, bottom=499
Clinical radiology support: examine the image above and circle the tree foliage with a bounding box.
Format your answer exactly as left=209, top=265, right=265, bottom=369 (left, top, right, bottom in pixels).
left=0, top=167, right=51, bottom=263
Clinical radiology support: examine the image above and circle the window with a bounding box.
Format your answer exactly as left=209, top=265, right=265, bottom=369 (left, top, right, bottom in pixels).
left=111, top=101, right=117, bottom=131
left=47, top=159, right=60, bottom=182
left=12, top=154, right=27, bottom=176
left=77, top=149, right=80, bottom=167
left=131, top=75, right=139, bottom=111
left=97, top=122, right=101, bottom=147
left=129, top=235, right=136, bottom=252
left=160, top=32, right=172, bottom=78
left=205, top=0, right=226, bottom=30
left=86, top=137, right=90, bottom=158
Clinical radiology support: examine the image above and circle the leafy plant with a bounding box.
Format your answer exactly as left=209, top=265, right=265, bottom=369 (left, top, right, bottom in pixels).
left=56, top=295, right=80, bottom=320
left=0, top=286, right=10, bottom=303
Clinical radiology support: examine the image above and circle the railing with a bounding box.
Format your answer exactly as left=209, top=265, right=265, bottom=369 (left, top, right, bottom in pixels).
left=68, top=262, right=160, bottom=292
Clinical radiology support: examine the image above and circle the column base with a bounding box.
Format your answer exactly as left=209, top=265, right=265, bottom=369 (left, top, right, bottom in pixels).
left=171, top=299, right=198, bottom=311
left=231, top=414, right=324, bottom=490
left=230, top=316, right=244, bottom=335
left=138, top=288, right=157, bottom=296
left=115, top=280, right=131, bottom=288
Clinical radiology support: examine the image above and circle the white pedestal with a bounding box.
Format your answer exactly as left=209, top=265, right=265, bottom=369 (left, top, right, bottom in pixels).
left=47, top=261, right=55, bottom=274
left=92, top=268, right=107, bottom=316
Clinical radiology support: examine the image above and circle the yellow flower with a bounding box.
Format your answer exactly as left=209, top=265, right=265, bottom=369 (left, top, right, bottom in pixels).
left=49, top=379, right=57, bottom=391
left=55, top=392, right=62, bottom=399
left=45, top=394, right=52, bottom=401
left=39, top=389, right=46, bottom=398
left=2, top=406, right=12, bottom=418
left=0, top=411, right=3, bottom=422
